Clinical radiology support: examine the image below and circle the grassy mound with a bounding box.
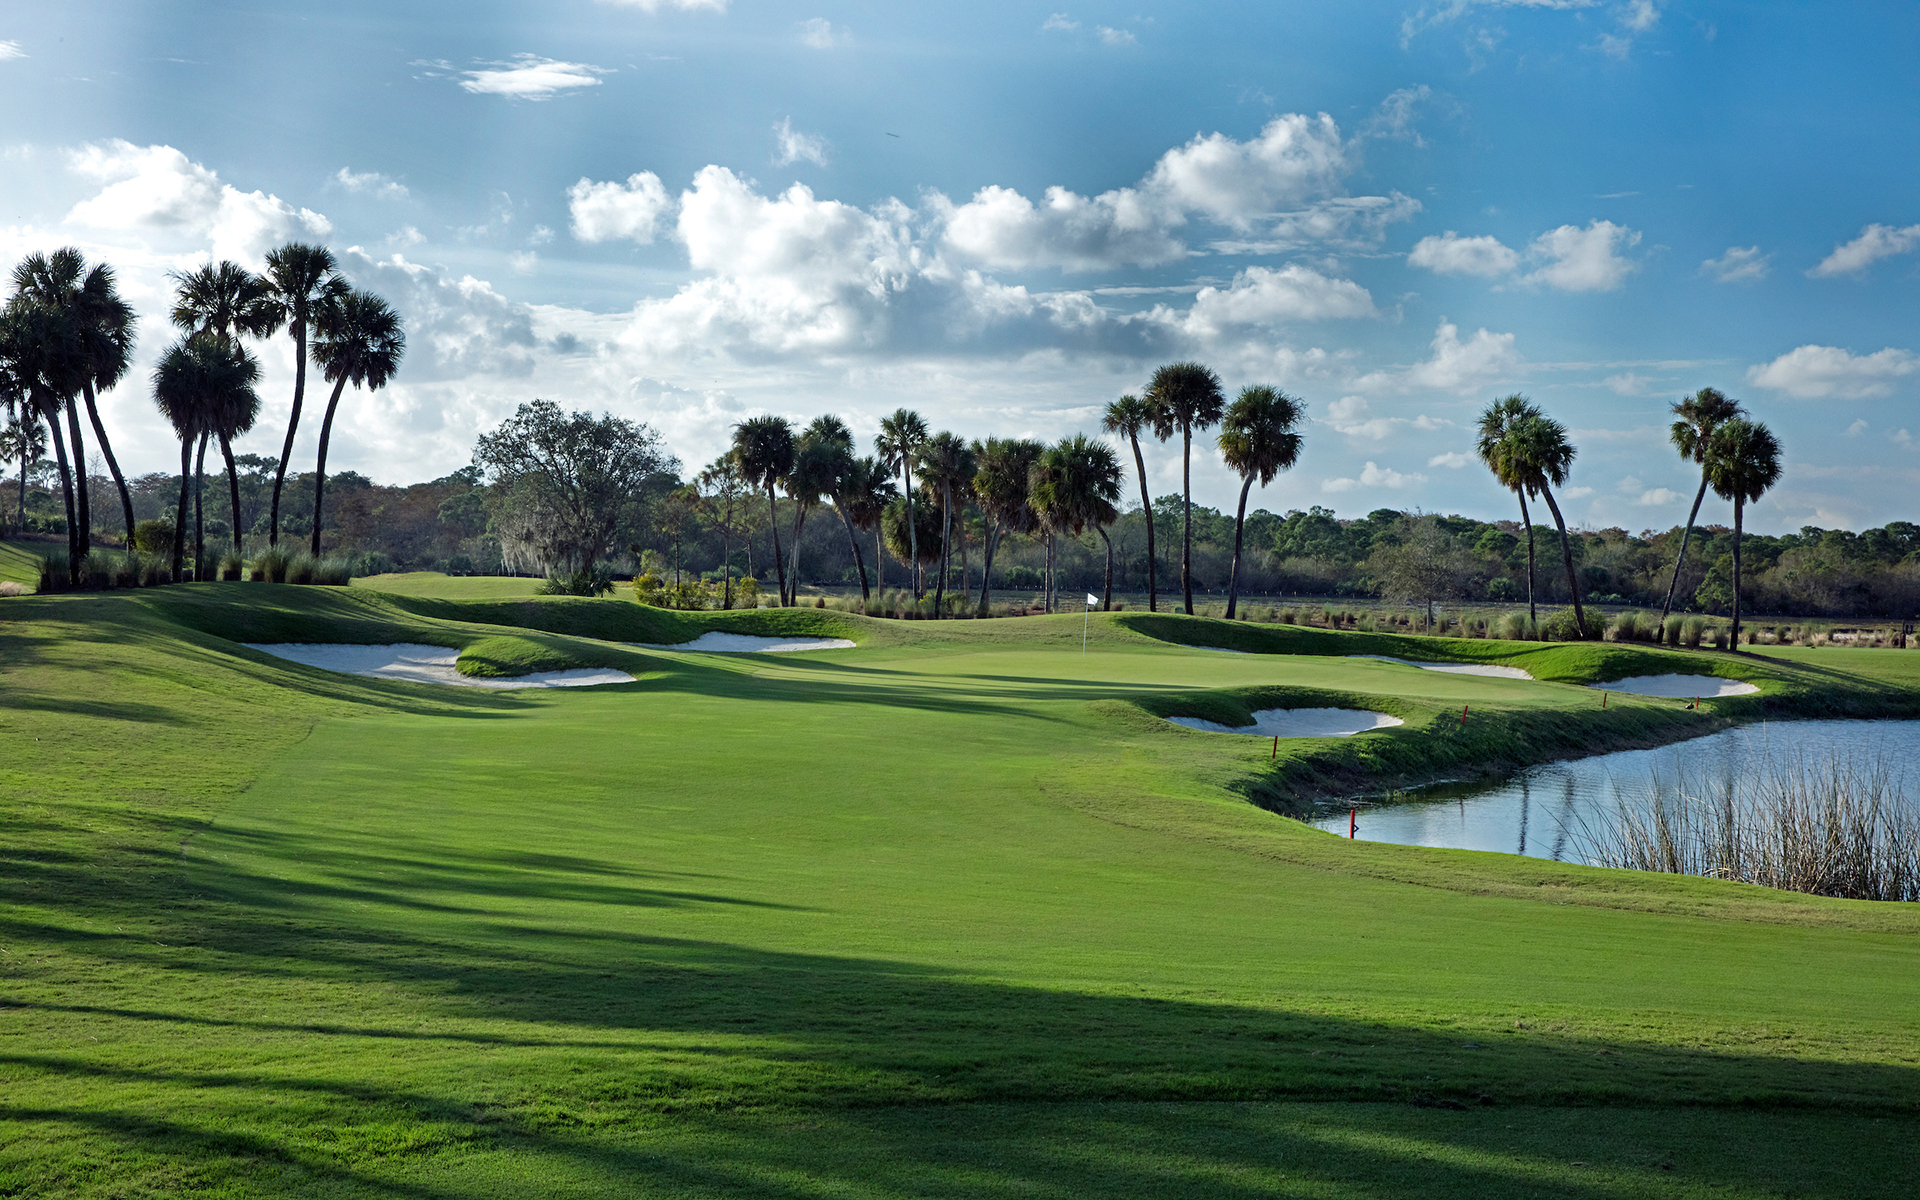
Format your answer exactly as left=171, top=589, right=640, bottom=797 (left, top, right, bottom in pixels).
left=455, top=632, right=645, bottom=679
left=4, top=586, right=1920, bottom=1196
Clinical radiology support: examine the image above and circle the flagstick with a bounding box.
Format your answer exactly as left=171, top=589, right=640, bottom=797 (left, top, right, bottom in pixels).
left=1083, top=599, right=1090, bottom=655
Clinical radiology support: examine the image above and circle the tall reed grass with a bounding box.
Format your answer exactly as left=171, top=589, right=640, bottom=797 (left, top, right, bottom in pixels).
left=1569, top=754, right=1920, bottom=901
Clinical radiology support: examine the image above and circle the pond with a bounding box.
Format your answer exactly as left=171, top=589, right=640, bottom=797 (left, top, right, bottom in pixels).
left=1308, top=719, right=1920, bottom=863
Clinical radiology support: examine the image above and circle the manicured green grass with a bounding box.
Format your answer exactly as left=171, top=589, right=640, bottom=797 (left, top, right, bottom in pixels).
left=351, top=572, right=549, bottom=599
left=2, top=586, right=1918, bottom=1197
left=0, top=539, right=46, bottom=590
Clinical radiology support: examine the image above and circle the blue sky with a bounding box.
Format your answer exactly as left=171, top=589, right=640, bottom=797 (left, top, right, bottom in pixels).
left=2, top=1, right=1916, bottom=533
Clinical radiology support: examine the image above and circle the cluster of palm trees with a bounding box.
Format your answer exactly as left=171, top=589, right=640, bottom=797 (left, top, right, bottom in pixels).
left=0, top=243, right=405, bottom=585
left=722, top=361, right=1308, bottom=617
left=1476, top=389, right=1780, bottom=641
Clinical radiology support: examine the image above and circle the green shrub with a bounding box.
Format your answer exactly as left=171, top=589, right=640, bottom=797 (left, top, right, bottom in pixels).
left=539, top=566, right=615, bottom=597
left=1500, top=612, right=1535, bottom=641
left=218, top=550, right=245, bottom=581
left=253, top=545, right=292, bottom=583
left=1681, top=616, right=1707, bottom=648
left=285, top=552, right=317, bottom=586
left=137, top=554, right=171, bottom=587
left=312, top=556, right=355, bottom=586
left=131, top=519, right=174, bottom=555
left=36, top=550, right=69, bottom=593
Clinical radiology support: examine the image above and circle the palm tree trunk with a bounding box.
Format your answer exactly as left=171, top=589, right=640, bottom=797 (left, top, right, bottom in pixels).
left=1098, top=526, right=1114, bottom=611
left=1516, top=488, right=1536, bottom=623
left=720, top=518, right=734, bottom=610
left=16, top=441, right=27, bottom=536
left=934, top=482, right=951, bottom=616
left=1046, top=531, right=1055, bottom=614
left=43, top=400, right=79, bottom=587
left=1129, top=433, right=1156, bottom=613
left=172, top=436, right=191, bottom=580
left=787, top=504, right=808, bottom=607
left=903, top=464, right=920, bottom=598
left=309, top=375, right=350, bottom=557
left=1661, top=473, right=1712, bottom=623
left=1731, top=497, right=1744, bottom=646
left=835, top=500, right=869, bottom=601
left=270, top=318, right=307, bottom=547
left=959, top=512, right=970, bottom=610
left=221, top=433, right=244, bottom=556
left=64, top=395, right=91, bottom=564
left=1226, top=474, right=1253, bottom=619
left=193, top=432, right=208, bottom=581
left=1536, top=483, right=1586, bottom=637
left=1181, top=423, right=1193, bottom=615
left=976, top=522, right=1001, bottom=618
left=81, top=381, right=136, bottom=545
left=766, top=484, right=787, bottom=607
left=874, top=526, right=884, bottom=597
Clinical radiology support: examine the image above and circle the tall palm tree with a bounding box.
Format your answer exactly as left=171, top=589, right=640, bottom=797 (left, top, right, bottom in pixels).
left=1702, top=417, right=1782, bottom=645
left=1030, top=435, right=1122, bottom=612
left=1101, top=394, right=1158, bottom=613
left=2, top=413, right=46, bottom=539
left=14, top=250, right=139, bottom=546
left=1509, top=412, right=1588, bottom=638
left=1475, top=394, right=1544, bottom=622
left=804, top=417, right=875, bottom=603
left=842, top=456, right=894, bottom=602
left=153, top=334, right=258, bottom=580
left=1660, top=386, right=1746, bottom=623
left=782, top=424, right=839, bottom=606
left=697, top=454, right=748, bottom=608
left=261, top=243, right=347, bottom=547
left=1217, top=385, right=1305, bottom=619
left=209, top=351, right=264, bottom=558
left=308, top=290, right=405, bottom=556
left=170, top=261, right=280, bottom=342
left=0, top=299, right=86, bottom=580
left=971, top=437, right=1043, bottom=617
left=732, top=415, right=795, bottom=606
left=915, top=431, right=976, bottom=616
left=1144, top=361, right=1225, bottom=615
left=875, top=409, right=928, bottom=596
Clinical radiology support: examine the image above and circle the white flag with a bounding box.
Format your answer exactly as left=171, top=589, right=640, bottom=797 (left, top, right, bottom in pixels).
left=1086, top=593, right=1099, bottom=606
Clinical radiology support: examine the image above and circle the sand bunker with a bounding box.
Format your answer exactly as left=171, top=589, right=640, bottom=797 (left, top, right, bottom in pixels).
left=244, top=643, right=634, bottom=689
left=1197, top=646, right=1251, bottom=654
left=1591, top=674, right=1759, bottom=698
left=1167, top=708, right=1403, bottom=738
left=632, top=633, right=855, bottom=653
left=1354, top=655, right=1535, bottom=680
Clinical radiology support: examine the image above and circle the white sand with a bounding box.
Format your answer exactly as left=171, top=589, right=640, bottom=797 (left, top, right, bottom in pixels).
left=632, top=632, right=856, bottom=653
left=1196, top=646, right=1251, bottom=654
left=1353, top=654, right=1535, bottom=680
left=1591, top=674, right=1759, bottom=698
left=244, top=643, right=634, bottom=689
left=1167, top=708, right=1404, bottom=738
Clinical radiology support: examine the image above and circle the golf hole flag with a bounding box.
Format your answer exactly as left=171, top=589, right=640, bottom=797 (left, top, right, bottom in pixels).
left=1083, top=594, right=1098, bottom=653
left=1087, top=593, right=1099, bottom=606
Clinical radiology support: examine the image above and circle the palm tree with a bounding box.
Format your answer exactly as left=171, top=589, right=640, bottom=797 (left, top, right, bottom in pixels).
left=1702, top=417, right=1782, bottom=645
left=915, top=431, right=976, bottom=616
left=1144, top=361, right=1225, bottom=615
left=169, top=261, right=280, bottom=342
left=732, top=415, right=795, bottom=606
left=1217, top=385, right=1305, bottom=619
left=803, top=417, right=875, bottom=603
left=261, top=243, right=347, bottom=547
left=308, top=290, right=405, bottom=556
left=875, top=409, right=929, bottom=596
left=1475, top=394, right=1544, bottom=622
left=1030, top=435, right=1122, bottom=612
left=0, top=357, right=47, bottom=538
left=971, top=437, right=1043, bottom=617
left=209, top=351, right=264, bottom=558
left=783, top=424, right=840, bottom=605
left=0, top=299, right=85, bottom=580
left=1660, top=387, right=1746, bottom=624
left=842, top=456, right=895, bottom=602
left=697, top=455, right=748, bottom=608
left=1509, top=412, right=1587, bottom=638
left=153, top=334, right=258, bottom=580
left=1101, top=394, right=1158, bottom=613
left=13, top=250, right=140, bottom=547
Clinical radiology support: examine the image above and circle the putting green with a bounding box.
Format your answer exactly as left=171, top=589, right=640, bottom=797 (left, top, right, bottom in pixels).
left=3, top=584, right=1918, bottom=1198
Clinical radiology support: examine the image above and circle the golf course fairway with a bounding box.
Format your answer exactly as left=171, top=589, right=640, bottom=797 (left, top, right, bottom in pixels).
left=3, top=581, right=1918, bottom=1198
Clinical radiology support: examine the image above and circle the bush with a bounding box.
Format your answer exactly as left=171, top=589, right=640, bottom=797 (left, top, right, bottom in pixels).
left=1681, top=616, right=1707, bottom=649
left=137, top=555, right=171, bottom=587
left=285, top=552, right=317, bottom=586
left=1612, top=611, right=1645, bottom=642
left=539, top=566, right=615, bottom=597
left=253, top=545, right=293, bottom=583
left=131, top=519, right=174, bottom=555
left=735, top=575, right=762, bottom=608
left=35, top=550, right=69, bottom=593
left=313, top=556, right=355, bottom=586
left=1002, top=565, right=1043, bottom=589
left=218, top=550, right=245, bottom=581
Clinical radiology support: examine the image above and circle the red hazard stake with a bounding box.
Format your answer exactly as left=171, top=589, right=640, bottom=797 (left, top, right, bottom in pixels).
left=1460, top=704, right=1469, bottom=727
left=1271, top=734, right=1278, bottom=761
left=1349, top=808, right=1356, bottom=838
left=1603, top=691, right=1608, bottom=708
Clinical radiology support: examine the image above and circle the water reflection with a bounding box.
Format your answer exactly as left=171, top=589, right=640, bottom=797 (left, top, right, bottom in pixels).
left=1309, top=720, right=1920, bottom=864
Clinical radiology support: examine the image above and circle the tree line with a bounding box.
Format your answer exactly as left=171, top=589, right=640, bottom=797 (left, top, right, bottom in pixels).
left=0, top=244, right=405, bottom=586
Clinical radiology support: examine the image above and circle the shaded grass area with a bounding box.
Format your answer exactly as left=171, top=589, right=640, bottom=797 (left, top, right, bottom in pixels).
left=1, top=538, right=47, bottom=590
left=4, top=587, right=1920, bottom=1196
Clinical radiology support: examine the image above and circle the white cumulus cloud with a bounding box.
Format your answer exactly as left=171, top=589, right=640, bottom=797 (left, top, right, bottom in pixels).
left=1408, top=230, right=1519, bottom=277
left=1747, top=344, right=1918, bottom=399
left=1175, top=264, right=1376, bottom=334
left=457, top=55, right=611, bottom=100
left=1325, top=461, right=1427, bottom=493
left=1097, top=26, right=1136, bottom=46
left=1357, top=319, right=1521, bottom=394
left=1637, top=487, right=1681, bottom=505
left=65, top=140, right=331, bottom=265
left=1808, top=223, right=1920, bottom=278
left=1700, top=245, right=1769, bottom=283
left=568, top=172, right=674, bottom=243
left=773, top=117, right=829, bottom=167
left=1522, top=219, right=1640, bottom=291
left=336, top=167, right=409, bottom=200
left=933, top=183, right=1184, bottom=272
left=0, top=40, right=25, bottom=60
left=1429, top=450, right=1472, bottom=468
left=798, top=18, right=845, bottom=48
left=1041, top=13, right=1079, bottom=32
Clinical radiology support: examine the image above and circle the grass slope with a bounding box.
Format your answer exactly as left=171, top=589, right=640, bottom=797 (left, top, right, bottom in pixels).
left=2, top=586, right=1918, bottom=1197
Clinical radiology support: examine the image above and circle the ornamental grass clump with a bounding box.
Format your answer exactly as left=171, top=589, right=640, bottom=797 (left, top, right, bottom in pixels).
left=285, top=552, right=317, bottom=585
left=252, top=545, right=293, bottom=583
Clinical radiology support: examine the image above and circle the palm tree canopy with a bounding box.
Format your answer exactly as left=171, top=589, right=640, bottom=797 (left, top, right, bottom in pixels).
left=0, top=297, right=86, bottom=408
left=913, top=431, right=976, bottom=502
left=1703, top=418, right=1782, bottom=506
left=262, top=243, right=346, bottom=326
left=1100, top=393, right=1152, bottom=440
left=785, top=432, right=841, bottom=505
left=840, top=456, right=895, bottom=530
left=1473, top=393, right=1541, bottom=492
left=152, top=333, right=260, bottom=441
left=311, top=290, right=406, bottom=390
left=12, top=249, right=137, bottom=394
left=1670, top=386, right=1744, bottom=463
left=1030, top=434, right=1122, bottom=537
left=971, top=437, right=1044, bottom=535
left=1508, top=413, right=1576, bottom=496
left=1144, top=361, right=1225, bottom=440
left=170, top=261, right=282, bottom=340
left=731, top=415, right=795, bottom=490
left=874, top=407, right=928, bottom=471
left=1218, top=385, right=1305, bottom=487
